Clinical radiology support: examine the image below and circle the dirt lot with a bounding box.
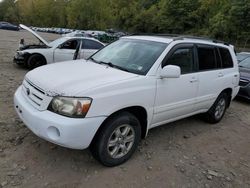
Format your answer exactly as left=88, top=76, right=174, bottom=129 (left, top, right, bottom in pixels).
left=0, top=29, right=250, bottom=188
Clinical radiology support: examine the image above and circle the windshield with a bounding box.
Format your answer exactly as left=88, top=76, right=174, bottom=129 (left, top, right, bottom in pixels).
left=49, top=37, right=67, bottom=47
left=239, top=57, right=250, bottom=69
left=90, top=39, right=168, bottom=75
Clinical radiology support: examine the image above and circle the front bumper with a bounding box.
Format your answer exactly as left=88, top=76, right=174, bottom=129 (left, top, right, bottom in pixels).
left=13, top=55, right=25, bottom=64
left=14, top=86, right=106, bottom=149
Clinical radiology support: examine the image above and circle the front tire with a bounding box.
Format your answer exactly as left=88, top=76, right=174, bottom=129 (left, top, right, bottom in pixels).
left=26, top=54, right=46, bottom=69
left=91, top=112, right=141, bottom=167
left=204, top=92, right=229, bottom=124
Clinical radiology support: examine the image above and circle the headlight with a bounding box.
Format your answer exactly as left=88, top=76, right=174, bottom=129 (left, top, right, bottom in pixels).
left=17, top=51, right=25, bottom=56
left=48, top=97, right=92, bottom=118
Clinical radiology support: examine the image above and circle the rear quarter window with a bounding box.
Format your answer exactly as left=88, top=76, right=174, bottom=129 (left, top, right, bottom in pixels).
left=219, top=48, right=233, bottom=68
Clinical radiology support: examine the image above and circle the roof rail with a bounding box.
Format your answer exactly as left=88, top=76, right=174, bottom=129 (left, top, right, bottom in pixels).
left=130, top=33, right=229, bottom=46
left=173, top=35, right=229, bottom=46
left=130, top=33, right=180, bottom=37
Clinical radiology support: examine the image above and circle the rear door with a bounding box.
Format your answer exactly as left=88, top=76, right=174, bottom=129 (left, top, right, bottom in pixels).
left=195, top=45, right=233, bottom=110
left=80, top=39, right=104, bottom=59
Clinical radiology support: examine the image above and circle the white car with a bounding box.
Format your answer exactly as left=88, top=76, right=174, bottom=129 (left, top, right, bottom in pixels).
left=14, top=24, right=104, bottom=69
left=14, top=35, right=240, bottom=166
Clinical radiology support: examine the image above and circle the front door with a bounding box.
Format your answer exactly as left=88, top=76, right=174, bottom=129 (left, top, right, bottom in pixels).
left=152, top=44, right=199, bottom=126
left=54, top=39, right=79, bottom=62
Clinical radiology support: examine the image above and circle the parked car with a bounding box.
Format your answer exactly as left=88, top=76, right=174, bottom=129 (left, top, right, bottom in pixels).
left=13, top=24, right=104, bottom=69
left=0, top=21, right=19, bottom=31
left=237, top=52, right=250, bottom=63
left=14, top=35, right=239, bottom=166
left=62, top=30, right=87, bottom=37
left=238, top=56, right=250, bottom=99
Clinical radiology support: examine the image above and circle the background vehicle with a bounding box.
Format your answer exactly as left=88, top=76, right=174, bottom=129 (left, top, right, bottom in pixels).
left=237, top=52, right=250, bottom=63
left=14, top=35, right=239, bottom=166
left=13, top=24, right=104, bottom=69
left=238, top=56, right=250, bottom=99
left=0, top=21, right=19, bottom=31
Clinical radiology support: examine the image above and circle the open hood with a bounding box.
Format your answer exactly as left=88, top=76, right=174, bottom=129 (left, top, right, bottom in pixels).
left=20, top=24, right=49, bottom=46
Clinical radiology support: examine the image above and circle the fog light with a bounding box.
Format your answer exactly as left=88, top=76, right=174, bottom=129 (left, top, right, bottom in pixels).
left=47, top=126, right=60, bottom=140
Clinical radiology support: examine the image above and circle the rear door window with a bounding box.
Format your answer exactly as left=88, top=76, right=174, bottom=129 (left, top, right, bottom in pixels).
left=215, top=48, right=222, bottom=68
left=219, top=48, right=233, bottom=68
left=197, top=46, right=217, bottom=71
left=82, top=39, right=103, bottom=49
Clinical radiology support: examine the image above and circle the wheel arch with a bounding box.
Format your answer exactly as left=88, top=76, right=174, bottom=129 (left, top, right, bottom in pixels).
left=91, top=106, right=149, bottom=146
left=25, top=52, right=47, bottom=65
left=220, top=88, right=233, bottom=107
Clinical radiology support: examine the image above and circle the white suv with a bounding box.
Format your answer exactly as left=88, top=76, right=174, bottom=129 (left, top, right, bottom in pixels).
left=14, top=35, right=240, bottom=166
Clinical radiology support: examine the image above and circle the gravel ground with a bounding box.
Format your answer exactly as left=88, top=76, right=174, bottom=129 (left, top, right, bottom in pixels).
left=0, top=29, right=250, bottom=188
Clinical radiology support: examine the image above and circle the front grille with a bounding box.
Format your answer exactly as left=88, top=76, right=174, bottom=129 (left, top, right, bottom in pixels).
left=239, top=79, right=249, bottom=87
left=22, top=79, right=51, bottom=110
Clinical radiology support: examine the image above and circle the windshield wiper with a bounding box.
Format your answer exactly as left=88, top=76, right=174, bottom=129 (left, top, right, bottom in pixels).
left=99, top=61, right=131, bottom=73
left=88, top=57, right=100, bottom=64
left=89, top=58, right=131, bottom=73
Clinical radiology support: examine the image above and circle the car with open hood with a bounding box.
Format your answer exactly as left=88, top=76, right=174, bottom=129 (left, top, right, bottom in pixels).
left=13, top=24, right=104, bottom=69
left=14, top=35, right=239, bottom=166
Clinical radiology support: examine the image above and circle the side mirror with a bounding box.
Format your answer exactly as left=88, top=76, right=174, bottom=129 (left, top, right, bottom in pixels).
left=160, top=65, right=181, bottom=78
left=57, top=44, right=62, bottom=49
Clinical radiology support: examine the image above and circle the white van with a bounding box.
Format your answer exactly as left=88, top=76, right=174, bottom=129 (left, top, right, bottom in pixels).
left=14, top=35, right=240, bottom=166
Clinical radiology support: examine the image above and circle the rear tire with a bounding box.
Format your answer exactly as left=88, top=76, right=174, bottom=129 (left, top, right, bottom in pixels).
left=90, top=112, right=141, bottom=167
left=27, top=54, right=46, bottom=69
left=204, top=92, right=229, bottom=124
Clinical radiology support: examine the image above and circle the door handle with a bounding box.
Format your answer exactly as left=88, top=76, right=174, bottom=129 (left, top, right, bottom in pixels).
left=218, top=73, right=224, bottom=77
left=190, top=78, right=198, bottom=83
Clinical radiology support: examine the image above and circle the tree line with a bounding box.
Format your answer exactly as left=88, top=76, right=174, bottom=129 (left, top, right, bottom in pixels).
left=0, top=0, right=250, bottom=46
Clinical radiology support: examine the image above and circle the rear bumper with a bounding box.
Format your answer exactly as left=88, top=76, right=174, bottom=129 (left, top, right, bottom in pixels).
left=232, top=86, right=240, bottom=99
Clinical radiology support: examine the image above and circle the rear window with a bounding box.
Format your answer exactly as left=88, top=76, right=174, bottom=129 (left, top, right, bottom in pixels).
left=197, top=46, right=217, bottom=71
left=219, top=48, right=233, bottom=68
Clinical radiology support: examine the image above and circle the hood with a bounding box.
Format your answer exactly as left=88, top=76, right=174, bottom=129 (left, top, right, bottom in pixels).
left=20, top=24, right=49, bottom=46
left=239, top=67, right=250, bottom=81
left=25, top=60, right=138, bottom=96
